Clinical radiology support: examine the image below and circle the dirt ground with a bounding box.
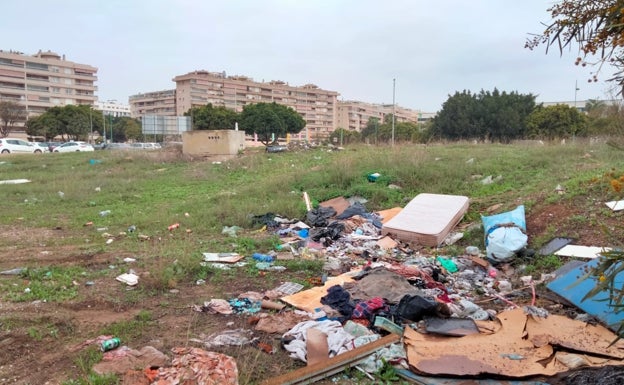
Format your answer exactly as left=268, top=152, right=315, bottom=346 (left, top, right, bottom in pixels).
left=0, top=196, right=623, bottom=385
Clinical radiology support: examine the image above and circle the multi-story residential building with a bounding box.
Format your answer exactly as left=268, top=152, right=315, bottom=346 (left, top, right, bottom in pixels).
left=172, top=70, right=339, bottom=140
left=336, top=100, right=430, bottom=132
left=95, top=99, right=131, bottom=117
left=128, top=89, right=176, bottom=117
left=0, top=49, right=97, bottom=117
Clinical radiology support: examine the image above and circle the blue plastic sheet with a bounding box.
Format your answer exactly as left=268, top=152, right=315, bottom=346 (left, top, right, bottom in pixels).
left=547, top=257, right=624, bottom=332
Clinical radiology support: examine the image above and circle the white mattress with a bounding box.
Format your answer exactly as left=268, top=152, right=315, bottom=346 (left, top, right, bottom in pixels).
left=381, top=193, right=469, bottom=247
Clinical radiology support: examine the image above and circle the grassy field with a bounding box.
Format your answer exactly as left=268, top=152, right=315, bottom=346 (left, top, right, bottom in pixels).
left=0, top=140, right=623, bottom=384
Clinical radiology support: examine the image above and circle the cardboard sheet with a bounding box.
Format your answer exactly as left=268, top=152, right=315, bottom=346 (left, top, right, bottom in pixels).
left=202, top=252, right=244, bottom=263
left=319, top=196, right=350, bottom=217
left=404, top=308, right=624, bottom=378
left=281, top=270, right=357, bottom=313
left=381, top=193, right=469, bottom=247
left=306, top=328, right=329, bottom=366
left=376, top=207, right=402, bottom=224
left=554, top=245, right=612, bottom=259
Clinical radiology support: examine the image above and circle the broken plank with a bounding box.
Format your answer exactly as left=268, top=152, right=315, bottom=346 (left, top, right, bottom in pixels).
left=259, top=333, right=400, bottom=385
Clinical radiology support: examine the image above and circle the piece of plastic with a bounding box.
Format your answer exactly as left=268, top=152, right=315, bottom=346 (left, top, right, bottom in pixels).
left=252, top=253, right=274, bottom=263
left=436, top=256, right=458, bottom=273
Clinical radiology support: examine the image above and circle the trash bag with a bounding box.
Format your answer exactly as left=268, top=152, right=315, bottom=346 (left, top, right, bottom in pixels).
left=251, top=213, right=280, bottom=229
left=393, top=294, right=439, bottom=322
left=309, top=221, right=345, bottom=241
left=336, top=202, right=367, bottom=220
left=306, top=206, right=337, bottom=227
left=481, top=205, right=528, bottom=263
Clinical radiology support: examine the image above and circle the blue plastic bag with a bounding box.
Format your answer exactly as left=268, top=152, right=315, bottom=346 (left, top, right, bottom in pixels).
left=481, top=205, right=527, bottom=263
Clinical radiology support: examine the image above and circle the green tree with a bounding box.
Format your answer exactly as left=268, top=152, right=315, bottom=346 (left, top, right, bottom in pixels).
left=25, top=105, right=102, bottom=141
left=526, top=1, right=624, bottom=92
left=360, top=117, right=380, bottom=143
left=526, top=104, right=588, bottom=140
left=185, top=103, right=239, bottom=130
left=328, top=128, right=361, bottom=145
left=431, top=91, right=480, bottom=140
left=239, top=102, right=305, bottom=145
left=0, top=100, right=27, bottom=137
left=112, top=117, right=142, bottom=142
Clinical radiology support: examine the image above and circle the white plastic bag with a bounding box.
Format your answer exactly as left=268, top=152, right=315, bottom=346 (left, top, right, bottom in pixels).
left=486, top=226, right=527, bottom=263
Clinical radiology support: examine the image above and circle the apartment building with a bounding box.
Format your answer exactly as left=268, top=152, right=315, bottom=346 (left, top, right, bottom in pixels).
left=172, top=70, right=339, bottom=139
left=128, top=89, right=176, bottom=117
left=0, top=50, right=97, bottom=117
left=96, top=99, right=131, bottom=117
left=336, top=100, right=429, bottom=132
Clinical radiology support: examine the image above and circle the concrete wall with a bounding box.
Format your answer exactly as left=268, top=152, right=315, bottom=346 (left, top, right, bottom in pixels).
left=182, top=130, right=245, bottom=156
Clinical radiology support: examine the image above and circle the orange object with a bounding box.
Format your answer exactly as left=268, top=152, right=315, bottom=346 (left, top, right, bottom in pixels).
left=168, top=223, right=180, bottom=231
left=84, top=221, right=93, bottom=226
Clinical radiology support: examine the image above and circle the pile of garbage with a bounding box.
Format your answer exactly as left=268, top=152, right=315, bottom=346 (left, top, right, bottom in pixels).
left=87, top=193, right=624, bottom=384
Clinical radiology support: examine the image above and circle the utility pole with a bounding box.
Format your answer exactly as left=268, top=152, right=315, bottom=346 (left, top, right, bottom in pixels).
left=391, top=78, right=396, bottom=146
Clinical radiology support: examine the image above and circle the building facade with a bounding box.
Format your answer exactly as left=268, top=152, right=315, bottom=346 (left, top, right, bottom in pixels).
left=173, top=70, right=339, bottom=140
left=335, top=100, right=428, bottom=132
left=95, top=100, right=131, bottom=117
left=0, top=50, right=97, bottom=117
left=128, top=89, right=176, bottom=117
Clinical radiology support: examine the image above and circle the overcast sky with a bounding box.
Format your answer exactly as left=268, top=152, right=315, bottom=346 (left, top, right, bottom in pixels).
left=2, top=0, right=616, bottom=112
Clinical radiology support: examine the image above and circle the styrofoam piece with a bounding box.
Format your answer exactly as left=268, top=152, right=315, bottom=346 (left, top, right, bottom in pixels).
left=554, top=245, right=612, bottom=259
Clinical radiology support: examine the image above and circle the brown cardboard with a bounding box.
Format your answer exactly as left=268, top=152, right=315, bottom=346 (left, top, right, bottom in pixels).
left=281, top=270, right=357, bottom=312
left=319, top=196, right=350, bottom=217
left=377, top=236, right=398, bottom=249
left=306, top=328, right=329, bottom=366
left=376, top=207, right=402, bottom=224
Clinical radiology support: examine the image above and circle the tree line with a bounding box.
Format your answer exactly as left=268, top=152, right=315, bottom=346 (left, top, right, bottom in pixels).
left=1, top=91, right=623, bottom=144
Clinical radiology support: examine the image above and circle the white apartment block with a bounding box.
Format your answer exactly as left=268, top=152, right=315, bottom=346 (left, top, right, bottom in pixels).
left=96, top=100, right=131, bottom=117
left=0, top=49, right=97, bottom=117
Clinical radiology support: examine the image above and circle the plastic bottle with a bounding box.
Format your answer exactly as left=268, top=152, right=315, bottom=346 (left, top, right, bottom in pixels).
left=252, top=253, right=274, bottom=263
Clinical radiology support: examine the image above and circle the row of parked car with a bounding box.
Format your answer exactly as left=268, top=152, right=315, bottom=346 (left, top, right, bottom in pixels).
left=0, top=138, right=162, bottom=154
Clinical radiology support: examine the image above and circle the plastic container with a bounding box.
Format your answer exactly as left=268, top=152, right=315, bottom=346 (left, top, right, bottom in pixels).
left=252, top=253, right=274, bottom=263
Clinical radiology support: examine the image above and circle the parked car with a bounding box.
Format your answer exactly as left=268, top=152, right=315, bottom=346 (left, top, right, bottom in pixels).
left=47, top=141, right=62, bottom=152
left=53, top=141, right=95, bottom=152
left=31, top=142, right=50, bottom=153
left=130, top=142, right=162, bottom=150
left=103, top=143, right=132, bottom=150
left=0, top=138, right=44, bottom=154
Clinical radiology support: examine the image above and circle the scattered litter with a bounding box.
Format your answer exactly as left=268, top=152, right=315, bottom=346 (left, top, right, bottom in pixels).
left=221, top=225, right=241, bottom=237
left=99, top=210, right=111, bottom=217
left=115, top=273, right=139, bottom=286
left=106, top=239, right=113, bottom=245
left=0, top=179, right=30, bottom=185
left=168, top=223, right=180, bottom=231
left=127, top=225, right=136, bottom=233
left=554, top=184, right=565, bottom=194
left=202, top=252, right=244, bottom=263
left=123, top=257, right=136, bottom=263
left=192, top=329, right=257, bottom=348
left=275, top=282, right=305, bottom=295
left=57, top=191, right=65, bottom=198
left=554, top=245, right=612, bottom=259
left=367, top=172, right=380, bottom=182
left=89, top=159, right=102, bottom=165
left=424, top=317, right=479, bottom=336
left=0, top=267, right=26, bottom=275
left=605, top=199, right=624, bottom=211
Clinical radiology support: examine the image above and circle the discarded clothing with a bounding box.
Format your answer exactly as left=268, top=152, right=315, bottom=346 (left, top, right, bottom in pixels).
left=346, top=267, right=422, bottom=304
left=191, top=329, right=257, bottom=349
left=352, top=297, right=388, bottom=321
left=320, top=285, right=355, bottom=321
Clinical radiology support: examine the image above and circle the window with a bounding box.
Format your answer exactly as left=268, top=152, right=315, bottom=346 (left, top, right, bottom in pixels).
left=63, top=78, right=72, bottom=85
left=65, top=88, right=73, bottom=94
left=50, top=77, right=59, bottom=83
left=64, top=68, right=72, bottom=74
left=25, top=62, right=49, bottom=71
left=52, top=87, right=60, bottom=93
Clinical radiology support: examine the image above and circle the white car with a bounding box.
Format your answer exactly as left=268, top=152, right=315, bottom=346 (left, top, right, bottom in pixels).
left=0, top=138, right=44, bottom=154
left=30, top=142, right=50, bottom=153
left=53, top=141, right=95, bottom=152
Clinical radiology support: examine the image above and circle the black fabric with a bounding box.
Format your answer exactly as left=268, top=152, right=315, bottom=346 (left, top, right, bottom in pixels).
left=306, top=206, right=337, bottom=227
left=393, top=294, right=439, bottom=322
left=251, top=213, right=279, bottom=229
left=320, top=285, right=355, bottom=321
